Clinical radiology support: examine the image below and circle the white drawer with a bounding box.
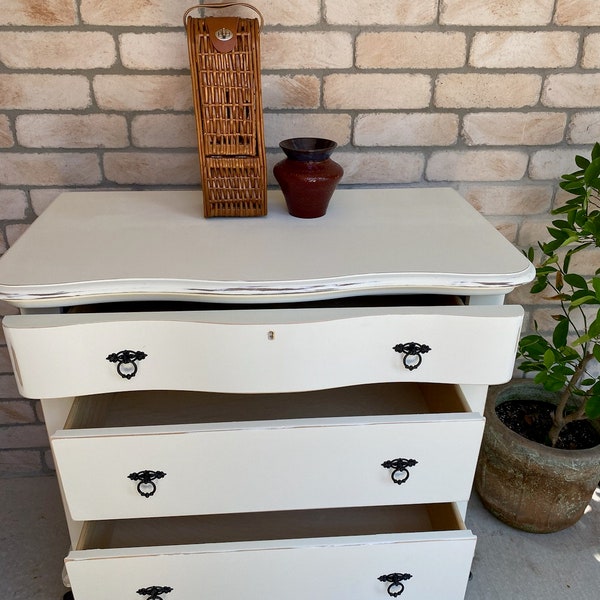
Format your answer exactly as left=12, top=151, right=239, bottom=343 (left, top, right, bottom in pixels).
left=52, top=383, right=483, bottom=520
left=4, top=304, right=523, bottom=398
left=66, top=504, right=476, bottom=600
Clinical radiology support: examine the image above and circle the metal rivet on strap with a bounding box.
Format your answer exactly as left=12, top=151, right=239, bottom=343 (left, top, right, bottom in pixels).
left=215, top=28, right=233, bottom=41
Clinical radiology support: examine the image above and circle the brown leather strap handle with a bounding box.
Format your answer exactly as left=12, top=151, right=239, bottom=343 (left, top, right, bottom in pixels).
left=183, top=3, right=264, bottom=30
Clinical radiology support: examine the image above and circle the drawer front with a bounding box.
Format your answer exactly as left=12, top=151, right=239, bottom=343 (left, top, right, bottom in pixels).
left=53, top=411, right=484, bottom=521
left=4, top=305, right=523, bottom=398
left=66, top=520, right=476, bottom=600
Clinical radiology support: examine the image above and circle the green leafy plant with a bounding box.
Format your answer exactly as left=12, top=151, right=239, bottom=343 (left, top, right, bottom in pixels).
left=518, top=143, right=600, bottom=447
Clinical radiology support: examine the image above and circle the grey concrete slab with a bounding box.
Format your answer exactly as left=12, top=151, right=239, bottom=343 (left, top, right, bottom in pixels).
left=465, top=490, right=600, bottom=599
left=0, top=476, right=69, bottom=600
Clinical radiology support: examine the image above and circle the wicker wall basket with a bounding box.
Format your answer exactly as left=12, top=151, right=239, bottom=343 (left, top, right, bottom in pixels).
left=184, top=3, right=267, bottom=217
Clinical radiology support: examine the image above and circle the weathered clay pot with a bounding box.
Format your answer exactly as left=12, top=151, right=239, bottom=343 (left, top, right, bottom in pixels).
left=475, top=381, right=600, bottom=533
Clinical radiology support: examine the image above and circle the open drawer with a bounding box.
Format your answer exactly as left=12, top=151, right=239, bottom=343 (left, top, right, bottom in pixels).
left=4, top=304, right=523, bottom=398
left=66, top=503, right=476, bottom=600
left=52, top=383, right=484, bottom=520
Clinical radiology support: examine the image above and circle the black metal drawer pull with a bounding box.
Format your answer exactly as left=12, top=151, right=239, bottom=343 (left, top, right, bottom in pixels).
left=106, top=349, right=147, bottom=379
left=382, top=458, right=418, bottom=485
left=128, top=470, right=166, bottom=498
left=392, top=342, right=431, bottom=371
left=378, top=573, right=412, bottom=597
left=137, top=586, right=173, bottom=600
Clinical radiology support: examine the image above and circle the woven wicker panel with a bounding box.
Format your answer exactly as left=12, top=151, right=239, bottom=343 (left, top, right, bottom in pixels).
left=202, top=156, right=266, bottom=217
left=185, top=6, right=267, bottom=217
left=194, top=19, right=258, bottom=156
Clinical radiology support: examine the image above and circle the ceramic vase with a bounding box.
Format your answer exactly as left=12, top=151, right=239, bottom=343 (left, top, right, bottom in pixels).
left=273, top=138, right=343, bottom=218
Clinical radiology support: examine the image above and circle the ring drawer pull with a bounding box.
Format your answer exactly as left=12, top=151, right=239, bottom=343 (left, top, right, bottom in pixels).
left=382, top=458, right=418, bottom=485
left=106, top=349, right=147, bottom=379
left=392, top=342, right=431, bottom=371
left=137, top=586, right=173, bottom=600
left=128, top=470, right=166, bottom=498
left=378, top=573, right=412, bottom=597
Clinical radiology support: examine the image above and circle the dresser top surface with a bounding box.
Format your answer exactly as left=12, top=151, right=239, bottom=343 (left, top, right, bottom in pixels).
left=0, top=188, right=534, bottom=307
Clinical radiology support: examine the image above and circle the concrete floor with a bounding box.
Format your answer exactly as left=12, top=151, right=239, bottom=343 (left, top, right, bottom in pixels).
left=1, top=476, right=599, bottom=599
left=465, top=488, right=600, bottom=599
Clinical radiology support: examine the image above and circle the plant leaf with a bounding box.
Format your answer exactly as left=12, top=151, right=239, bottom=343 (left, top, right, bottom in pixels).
left=543, top=349, right=556, bottom=368
left=585, top=395, right=600, bottom=420
left=530, top=281, right=548, bottom=294
left=552, top=318, right=569, bottom=348
left=564, top=273, right=589, bottom=289
left=588, top=316, right=600, bottom=339
left=570, top=294, right=596, bottom=308
left=584, top=158, right=600, bottom=185
left=555, top=270, right=564, bottom=290
left=575, top=155, right=590, bottom=170
left=573, top=333, right=591, bottom=346
left=560, top=235, right=582, bottom=247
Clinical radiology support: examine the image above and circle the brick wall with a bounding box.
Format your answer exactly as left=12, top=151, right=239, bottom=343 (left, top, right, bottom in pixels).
left=1, top=0, right=599, bottom=475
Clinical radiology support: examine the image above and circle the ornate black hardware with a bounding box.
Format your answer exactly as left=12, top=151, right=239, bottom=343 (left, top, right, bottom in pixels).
left=392, top=342, right=431, bottom=371
left=382, top=458, right=418, bottom=485
left=128, top=470, right=166, bottom=498
left=137, top=586, right=173, bottom=600
left=106, top=349, right=147, bottom=379
left=378, top=573, right=412, bottom=597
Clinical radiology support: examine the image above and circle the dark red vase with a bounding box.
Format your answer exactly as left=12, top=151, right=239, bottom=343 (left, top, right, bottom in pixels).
left=273, top=138, right=343, bottom=218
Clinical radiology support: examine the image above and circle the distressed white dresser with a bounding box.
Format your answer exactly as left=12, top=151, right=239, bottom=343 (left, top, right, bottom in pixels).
left=0, top=188, right=533, bottom=600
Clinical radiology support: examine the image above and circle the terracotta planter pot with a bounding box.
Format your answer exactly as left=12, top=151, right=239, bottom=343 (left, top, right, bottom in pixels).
left=475, top=381, right=600, bottom=533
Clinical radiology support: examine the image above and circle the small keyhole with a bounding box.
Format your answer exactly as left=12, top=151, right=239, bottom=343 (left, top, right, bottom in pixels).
left=268, top=331, right=275, bottom=340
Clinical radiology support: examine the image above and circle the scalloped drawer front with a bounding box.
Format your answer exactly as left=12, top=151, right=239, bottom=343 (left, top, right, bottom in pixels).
left=4, top=304, right=523, bottom=398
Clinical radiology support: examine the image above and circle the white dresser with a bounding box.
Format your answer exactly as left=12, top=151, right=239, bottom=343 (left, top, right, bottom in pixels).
left=0, top=188, right=533, bottom=600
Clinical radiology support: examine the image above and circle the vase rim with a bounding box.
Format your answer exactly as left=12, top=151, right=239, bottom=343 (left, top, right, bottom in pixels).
left=279, top=137, right=338, bottom=161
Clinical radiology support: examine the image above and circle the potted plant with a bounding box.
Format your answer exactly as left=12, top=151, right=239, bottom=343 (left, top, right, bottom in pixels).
left=475, top=143, right=600, bottom=533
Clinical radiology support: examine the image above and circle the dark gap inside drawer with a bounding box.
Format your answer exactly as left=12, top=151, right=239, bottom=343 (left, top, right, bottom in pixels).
left=78, top=503, right=464, bottom=551
left=65, top=383, right=468, bottom=430
left=66, top=294, right=465, bottom=314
